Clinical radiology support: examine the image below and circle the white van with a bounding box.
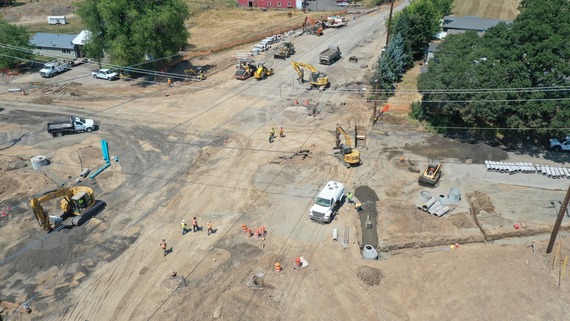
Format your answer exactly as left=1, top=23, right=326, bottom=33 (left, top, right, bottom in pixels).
left=309, top=181, right=345, bottom=223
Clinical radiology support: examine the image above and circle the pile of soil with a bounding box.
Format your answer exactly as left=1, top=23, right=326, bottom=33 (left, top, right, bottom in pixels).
left=357, top=265, right=383, bottom=286
left=406, top=135, right=508, bottom=163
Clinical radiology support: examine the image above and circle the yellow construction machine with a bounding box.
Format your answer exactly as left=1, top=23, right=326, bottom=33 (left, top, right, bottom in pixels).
left=30, top=186, right=101, bottom=231
left=291, top=61, right=329, bottom=90
left=184, top=67, right=205, bottom=81
left=334, top=124, right=361, bottom=168
left=418, top=163, right=442, bottom=186
left=254, top=63, right=274, bottom=80
left=273, top=42, right=295, bottom=60
left=1, top=299, right=31, bottom=321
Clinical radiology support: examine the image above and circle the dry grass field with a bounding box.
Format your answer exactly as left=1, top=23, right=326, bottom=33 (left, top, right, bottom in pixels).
left=452, top=0, right=521, bottom=20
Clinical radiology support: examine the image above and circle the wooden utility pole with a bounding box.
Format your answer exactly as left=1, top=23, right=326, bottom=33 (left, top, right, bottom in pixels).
left=385, top=1, right=395, bottom=47
left=547, top=184, right=570, bottom=253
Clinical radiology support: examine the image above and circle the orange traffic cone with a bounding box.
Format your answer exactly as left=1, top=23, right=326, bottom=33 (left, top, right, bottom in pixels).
left=294, top=257, right=302, bottom=269
left=260, top=226, right=266, bottom=237
left=242, top=224, right=248, bottom=233
left=254, top=229, right=260, bottom=238
left=294, top=99, right=298, bottom=105
left=274, top=262, right=282, bottom=273
left=21, top=89, right=26, bottom=95
left=246, top=228, right=252, bottom=238
left=305, top=99, right=309, bottom=106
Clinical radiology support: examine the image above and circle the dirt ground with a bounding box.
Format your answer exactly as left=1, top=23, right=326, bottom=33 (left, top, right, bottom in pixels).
left=2, top=1, right=570, bottom=321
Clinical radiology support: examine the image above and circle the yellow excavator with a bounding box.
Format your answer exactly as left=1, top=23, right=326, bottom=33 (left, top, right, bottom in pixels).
left=1, top=299, right=31, bottom=321
left=184, top=67, right=205, bottom=81
left=30, top=186, right=100, bottom=231
left=254, top=63, right=274, bottom=80
left=335, top=124, right=361, bottom=168
left=291, top=61, right=329, bottom=90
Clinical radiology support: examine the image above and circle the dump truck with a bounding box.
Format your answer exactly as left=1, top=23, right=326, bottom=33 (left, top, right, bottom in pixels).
left=319, top=46, right=341, bottom=65
left=47, top=116, right=96, bottom=137
left=39, top=60, right=70, bottom=78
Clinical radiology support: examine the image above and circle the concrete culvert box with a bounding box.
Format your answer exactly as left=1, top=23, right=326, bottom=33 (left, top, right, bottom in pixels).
left=448, top=188, right=461, bottom=202
left=362, top=244, right=378, bottom=260
left=31, top=155, right=48, bottom=169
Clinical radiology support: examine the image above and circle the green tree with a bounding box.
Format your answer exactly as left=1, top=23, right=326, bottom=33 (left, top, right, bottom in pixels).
left=76, top=0, right=190, bottom=66
left=414, top=0, right=570, bottom=142
left=0, top=19, right=33, bottom=69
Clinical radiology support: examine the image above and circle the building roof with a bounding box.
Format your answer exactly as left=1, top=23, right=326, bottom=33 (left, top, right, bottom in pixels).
left=442, top=16, right=512, bottom=32
left=72, top=30, right=91, bottom=45
left=428, top=42, right=441, bottom=53
left=30, top=33, right=78, bottom=49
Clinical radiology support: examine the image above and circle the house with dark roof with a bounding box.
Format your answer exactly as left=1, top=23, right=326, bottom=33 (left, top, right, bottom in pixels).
left=442, top=16, right=512, bottom=35
left=30, top=32, right=83, bottom=60
left=425, top=42, right=441, bottom=63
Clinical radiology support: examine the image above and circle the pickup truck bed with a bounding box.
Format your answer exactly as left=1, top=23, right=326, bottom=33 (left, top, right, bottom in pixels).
left=47, top=123, right=74, bottom=131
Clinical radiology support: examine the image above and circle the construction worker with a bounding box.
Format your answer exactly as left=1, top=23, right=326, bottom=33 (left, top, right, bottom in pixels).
left=160, top=239, right=168, bottom=256
left=167, top=78, right=172, bottom=87
left=207, top=221, right=213, bottom=236
left=181, top=220, right=188, bottom=235
left=192, top=217, right=198, bottom=232
left=347, top=192, right=354, bottom=204
left=269, top=127, right=275, bottom=143
left=279, top=127, right=284, bottom=138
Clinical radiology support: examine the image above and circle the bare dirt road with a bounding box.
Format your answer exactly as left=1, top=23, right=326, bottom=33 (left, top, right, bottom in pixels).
left=1, top=1, right=570, bottom=321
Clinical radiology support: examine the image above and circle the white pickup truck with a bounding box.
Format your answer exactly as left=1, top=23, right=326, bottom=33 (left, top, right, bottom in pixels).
left=92, top=69, right=119, bottom=80
left=309, top=181, right=345, bottom=223
left=39, top=61, right=71, bottom=78
left=549, top=136, right=570, bottom=151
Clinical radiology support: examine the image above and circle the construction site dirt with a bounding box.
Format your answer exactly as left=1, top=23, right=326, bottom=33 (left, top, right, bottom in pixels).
left=2, top=1, right=570, bottom=321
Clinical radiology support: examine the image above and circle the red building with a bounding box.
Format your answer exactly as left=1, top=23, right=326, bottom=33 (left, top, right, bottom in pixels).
left=237, top=0, right=299, bottom=9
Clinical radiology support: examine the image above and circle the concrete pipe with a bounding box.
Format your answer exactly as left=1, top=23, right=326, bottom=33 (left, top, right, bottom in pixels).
left=500, top=162, right=508, bottom=173
left=562, top=167, right=570, bottom=179
left=429, top=204, right=443, bottom=215
left=80, top=168, right=91, bottom=178
left=527, top=163, right=536, bottom=173
left=333, top=228, right=338, bottom=241
left=362, top=245, right=379, bottom=260
left=508, top=163, right=517, bottom=175
left=492, top=161, right=501, bottom=172
left=545, top=166, right=551, bottom=178
left=541, top=165, right=547, bottom=175
left=517, top=162, right=526, bottom=173
left=419, top=191, right=432, bottom=202
left=436, top=206, right=450, bottom=217
left=485, top=160, right=492, bottom=172
left=30, top=155, right=48, bottom=169
left=438, top=194, right=447, bottom=205
left=536, top=164, right=542, bottom=174
left=551, top=166, right=557, bottom=178
left=559, top=167, right=567, bottom=179
left=448, top=188, right=461, bottom=202
left=422, top=197, right=436, bottom=211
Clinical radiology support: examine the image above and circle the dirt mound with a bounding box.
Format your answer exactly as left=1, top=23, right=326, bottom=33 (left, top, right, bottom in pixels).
left=467, top=191, right=496, bottom=215
left=406, top=135, right=508, bottom=163
left=357, top=265, right=383, bottom=286
left=0, top=1, right=75, bottom=22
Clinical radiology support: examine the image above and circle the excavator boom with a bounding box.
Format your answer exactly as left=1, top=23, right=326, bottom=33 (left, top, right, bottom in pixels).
left=335, top=124, right=361, bottom=168
left=291, top=61, right=329, bottom=90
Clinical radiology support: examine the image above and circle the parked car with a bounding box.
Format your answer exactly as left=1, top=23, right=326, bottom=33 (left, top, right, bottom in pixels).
left=337, top=2, right=349, bottom=7
left=549, top=136, right=570, bottom=151
left=91, top=69, right=119, bottom=80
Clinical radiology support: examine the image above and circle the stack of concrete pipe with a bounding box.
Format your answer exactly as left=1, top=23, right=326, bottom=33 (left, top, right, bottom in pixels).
left=419, top=196, right=450, bottom=217
left=485, top=161, right=570, bottom=179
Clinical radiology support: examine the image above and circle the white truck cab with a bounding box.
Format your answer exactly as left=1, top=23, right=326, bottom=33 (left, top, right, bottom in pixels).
left=309, top=181, right=345, bottom=223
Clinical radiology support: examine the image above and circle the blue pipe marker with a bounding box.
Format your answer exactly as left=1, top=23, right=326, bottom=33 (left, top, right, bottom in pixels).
left=101, top=139, right=110, bottom=163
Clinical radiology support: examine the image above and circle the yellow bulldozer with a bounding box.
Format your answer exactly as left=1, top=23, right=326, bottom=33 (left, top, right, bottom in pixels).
left=334, top=124, right=361, bottom=168
left=291, top=61, right=329, bottom=91
left=30, top=186, right=102, bottom=231
left=254, top=63, right=274, bottom=80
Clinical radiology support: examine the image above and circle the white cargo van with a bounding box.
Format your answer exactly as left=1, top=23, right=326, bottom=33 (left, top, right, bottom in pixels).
left=309, top=181, right=345, bottom=223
